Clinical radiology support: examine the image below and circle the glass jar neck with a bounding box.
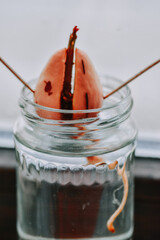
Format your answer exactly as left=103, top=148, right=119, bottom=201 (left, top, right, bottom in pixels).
left=15, top=76, right=137, bottom=156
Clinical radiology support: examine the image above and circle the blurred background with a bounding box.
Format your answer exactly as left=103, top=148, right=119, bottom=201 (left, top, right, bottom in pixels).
left=0, top=0, right=160, bottom=149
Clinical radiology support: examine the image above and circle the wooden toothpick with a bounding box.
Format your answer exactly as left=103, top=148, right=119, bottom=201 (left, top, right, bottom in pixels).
left=1, top=56, right=159, bottom=98
left=103, top=59, right=160, bottom=99
left=0, top=57, right=35, bottom=93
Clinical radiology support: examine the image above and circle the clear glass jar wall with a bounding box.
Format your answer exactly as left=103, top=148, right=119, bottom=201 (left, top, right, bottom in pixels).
left=14, top=76, right=137, bottom=240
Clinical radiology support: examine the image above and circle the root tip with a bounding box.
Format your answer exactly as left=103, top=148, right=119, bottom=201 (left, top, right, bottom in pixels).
left=107, top=223, right=115, bottom=233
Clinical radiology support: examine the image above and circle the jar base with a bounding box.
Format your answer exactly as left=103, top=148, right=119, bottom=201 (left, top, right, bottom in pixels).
left=17, top=222, right=133, bottom=240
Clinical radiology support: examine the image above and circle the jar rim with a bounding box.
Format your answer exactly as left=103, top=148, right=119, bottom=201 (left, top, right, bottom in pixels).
left=20, top=75, right=132, bottom=115
left=16, top=76, right=135, bottom=156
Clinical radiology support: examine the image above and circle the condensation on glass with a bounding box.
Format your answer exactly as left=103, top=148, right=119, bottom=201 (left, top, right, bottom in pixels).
left=14, top=76, right=137, bottom=240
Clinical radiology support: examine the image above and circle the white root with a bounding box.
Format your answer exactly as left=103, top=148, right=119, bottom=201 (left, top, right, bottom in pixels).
left=107, top=161, right=128, bottom=233
left=84, top=157, right=129, bottom=233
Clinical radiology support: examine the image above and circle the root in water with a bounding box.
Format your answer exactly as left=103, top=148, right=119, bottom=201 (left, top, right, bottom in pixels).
left=112, top=184, right=124, bottom=207
left=107, top=161, right=128, bottom=233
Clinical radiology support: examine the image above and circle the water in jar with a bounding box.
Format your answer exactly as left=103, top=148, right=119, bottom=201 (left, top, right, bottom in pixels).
left=16, top=143, right=134, bottom=240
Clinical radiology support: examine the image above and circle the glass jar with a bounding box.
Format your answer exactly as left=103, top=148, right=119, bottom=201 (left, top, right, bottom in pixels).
left=14, top=76, right=137, bottom=240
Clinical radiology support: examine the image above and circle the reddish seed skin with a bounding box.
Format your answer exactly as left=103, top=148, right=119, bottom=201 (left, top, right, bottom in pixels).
left=73, top=48, right=103, bottom=118
left=34, top=48, right=66, bottom=119
left=35, top=48, right=103, bottom=120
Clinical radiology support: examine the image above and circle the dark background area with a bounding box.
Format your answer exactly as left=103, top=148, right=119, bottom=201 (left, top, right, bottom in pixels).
left=0, top=148, right=160, bottom=240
